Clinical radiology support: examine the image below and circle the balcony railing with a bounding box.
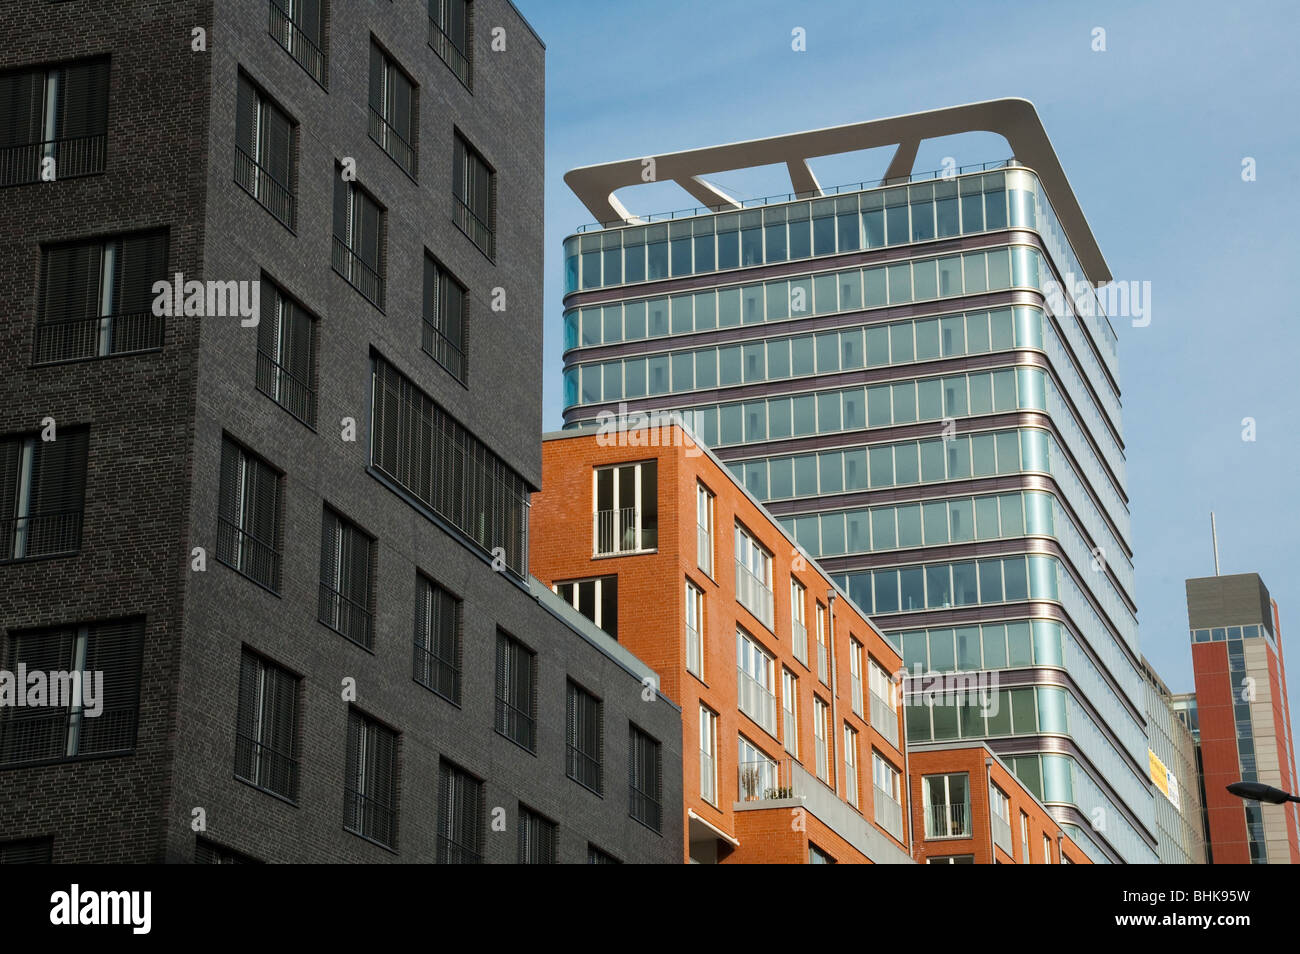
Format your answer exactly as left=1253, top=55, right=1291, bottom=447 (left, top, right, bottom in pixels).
left=815, top=736, right=828, bottom=783
left=875, top=786, right=904, bottom=842
left=817, top=640, right=829, bottom=684
left=413, top=641, right=459, bottom=701
left=368, top=108, right=417, bottom=179
left=453, top=194, right=495, bottom=259
left=0, top=509, right=83, bottom=563
left=217, top=518, right=281, bottom=592
left=686, top=622, right=701, bottom=676
left=851, top=676, right=864, bottom=717
left=792, top=618, right=808, bottom=663
left=428, top=15, right=471, bottom=89
left=234, top=146, right=296, bottom=228
left=845, top=760, right=859, bottom=808
left=870, top=691, right=899, bottom=748
left=496, top=698, right=535, bottom=751
left=991, top=811, right=1013, bottom=856
left=0, top=134, right=107, bottom=187
left=269, top=1, right=326, bottom=86
left=344, top=788, right=395, bottom=847
left=700, top=747, right=716, bottom=804
left=256, top=350, right=316, bottom=427
left=332, top=236, right=384, bottom=309
left=925, top=801, right=970, bottom=839
left=34, top=311, right=164, bottom=364
left=318, top=584, right=373, bottom=649
left=437, top=833, right=482, bottom=864
left=737, top=669, right=776, bottom=735
left=234, top=735, right=299, bottom=801
left=738, top=758, right=791, bottom=802
left=697, top=525, right=712, bottom=575
left=566, top=743, right=602, bottom=794
left=594, top=506, right=644, bottom=556
left=735, top=560, right=774, bottom=629
left=422, top=318, right=465, bottom=383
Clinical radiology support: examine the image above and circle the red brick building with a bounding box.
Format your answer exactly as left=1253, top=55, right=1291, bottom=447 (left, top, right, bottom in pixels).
left=531, top=419, right=912, bottom=863
left=908, top=742, right=1091, bottom=863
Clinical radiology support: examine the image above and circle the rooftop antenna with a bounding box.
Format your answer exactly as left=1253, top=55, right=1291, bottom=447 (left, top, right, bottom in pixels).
left=1211, top=512, right=1221, bottom=576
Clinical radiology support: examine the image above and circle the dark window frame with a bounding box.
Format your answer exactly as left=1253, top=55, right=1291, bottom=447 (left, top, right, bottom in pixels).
left=452, top=131, right=495, bottom=260
left=255, top=275, right=318, bottom=428
left=565, top=679, right=604, bottom=795
left=0, top=426, right=88, bottom=564
left=368, top=39, right=418, bottom=180
left=216, top=435, right=284, bottom=594
left=413, top=573, right=462, bottom=705
left=428, top=0, right=473, bottom=90
left=437, top=759, right=484, bottom=863
left=422, top=253, right=468, bottom=384
left=234, top=647, right=302, bottom=803
left=0, top=56, right=109, bottom=188
left=317, top=506, right=376, bottom=650
left=628, top=723, right=663, bottom=833
left=343, top=707, right=400, bottom=850
left=332, top=168, right=386, bottom=309
left=268, top=0, right=329, bottom=88
left=517, top=804, right=558, bottom=864
left=494, top=630, right=537, bottom=753
left=234, top=69, right=298, bottom=230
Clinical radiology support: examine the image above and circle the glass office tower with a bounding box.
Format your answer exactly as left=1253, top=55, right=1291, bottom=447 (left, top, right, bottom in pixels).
left=559, top=104, right=1157, bottom=863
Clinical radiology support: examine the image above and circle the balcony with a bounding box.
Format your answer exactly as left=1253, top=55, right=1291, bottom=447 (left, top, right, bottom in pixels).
left=735, top=560, right=774, bottom=629
left=368, top=108, right=417, bottom=179
left=256, top=349, right=316, bottom=427
left=318, top=583, right=373, bottom=649
left=792, top=618, right=808, bottom=663
left=422, top=319, right=466, bottom=383
left=686, top=622, right=701, bottom=676
left=454, top=194, right=495, bottom=259
left=34, top=311, right=164, bottom=364
left=851, top=676, right=864, bottom=717
left=428, top=14, right=471, bottom=89
left=700, top=747, right=716, bottom=805
left=0, top=509, right=83, bottom=563
left=874, top=786, right=904, bottom=842
left=0, top=134, right=106, bottom=188
left=991, top=811, right=1013, bottom=856
left=870, top=691, right=899, bottom=748
left=924, top=801, right=970, bottom=839
left=269, top=1, right=326, bottom=86
left=817, top=640, right=829, bottom=684
left=737, top=669, right=776, bottom=735
left=733, top=758, right=912, bottom=863
left=331, top=236, right=384, bottom=310
left=234, top=146, right=295, bottom=229
left=594, top=506, right=652, bottom=556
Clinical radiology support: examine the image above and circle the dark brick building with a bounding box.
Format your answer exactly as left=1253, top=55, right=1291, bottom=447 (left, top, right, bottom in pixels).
left=0, top=0, right=681, bottom=864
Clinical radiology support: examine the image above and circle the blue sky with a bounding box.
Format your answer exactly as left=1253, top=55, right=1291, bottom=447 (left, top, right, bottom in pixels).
left=515, top=0, right=1300, bottom=713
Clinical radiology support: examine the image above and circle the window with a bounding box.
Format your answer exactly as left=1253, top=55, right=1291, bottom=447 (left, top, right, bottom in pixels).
left=235, top=72, right=296, bottom=228
left=318, top=508, right=375, bottom=648
left=332, top=169, right=385, bottom=308
left=370, top=355, right=530, bottom=576
left=518, top=806, right=558, bottom=864
left=922, top=772, right=971, bottom=838
left=0, top=838, right=53, bottom=864
left=587, top=844, right=620, bottom=864
left=849, top=638, right=864, bottom=716
left=256, top=279, right=317, bottom=427
left=368, top=42, right=416, bottom=177
left=234, top=649, right=300, bottom=801
left=343, top=709, right=398, bottom=849
left=628, top=724, right=662, bottom=832
left=414, top=574, right=461, bottom=703
left=927, top=855, right=975, bottom=864
left=809, top=844, right=837, bottom=864
left=453, top=132, right=495, bottom=258
left=195, top=838, right=261, bottom=865
left=0, top=57, right=107, bottom=187
left=0, top=618, right=143, bottom=766
left=737, top=630, right=776, bottom=735
left=0, top=427, right=88, bottom=562
left=738, top=735, right=778, bottom=799
left=35, top=230, right=168, bottom=363
left=815, top=602, right=829, bottom=684
left=269, top=0, right=327, bottom=86
left=990, top=783, right=1012, bottom=855
left=869, top=659, right=899, bottom=748
left=844, top=724, right=860, bottom=808
left=685, top=581, right=704, bottom=678
left=428, top=0, right=472, bottom=88
left=554, top=576, right=618, bottom=639
left=735, top=524, right=773, bottom=628
left=217, top=438, right=282, bottom=593
left=683, top=705, right=717, bottom=816
left=423, top=255, right=468, bottom=382
left=437, top=760, right=483, bottom=863
left=782, top=668, right=798, bottom=756
left=813, top=697, right=829, bottom=783
left=696, top=482, right=714, bottom=574
left=593, top=461, right=657, bottom=555
left=566, top=681, right=603, bottom=794
left=791, top=579, right=808, bottom=663
left=1043, top=833, right=1053, bottom=864
left=495, top=631, right=536, bottom=752
left=873, top=752, right=904, bottom=839
left=1020, top=811, right=1030, bottom=863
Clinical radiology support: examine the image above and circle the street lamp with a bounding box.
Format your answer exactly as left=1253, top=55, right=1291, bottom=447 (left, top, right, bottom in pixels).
left=1226, top=781, right=1300, bottom=804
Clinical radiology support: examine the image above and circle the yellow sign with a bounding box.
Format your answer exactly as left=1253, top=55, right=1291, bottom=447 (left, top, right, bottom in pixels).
left=1148, top=749, right=1181, bottom=810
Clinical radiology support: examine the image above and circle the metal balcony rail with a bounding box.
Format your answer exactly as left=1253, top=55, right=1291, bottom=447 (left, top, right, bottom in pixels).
left=437, top=833, right=482, bottom=864
left=737, top=668, right=776, bottom=735
left=234, top=146, right=296, bottom=228
left=413, top=642, right=459, bottom=699
left=815, top=737, right=828, bottom=782
left=817, top=640, right=829, bottom=684
left=217, top=518, right=281, bottom=592
left=792, top=617, right=808, bottom=662
left=453, top=194, right=495, bottom=259
left=0, top=509, right=83, bottom=562
left=428, top=16, right=471, bottom=88
left=422, top=318, right=466, bottom=382
left=566, top=743, right=601, bottom=793
left=234, top=734, right=300, bottom=799
left=991, top=810, right=1013, bottom=855
left=685, top=621, right=701, bottom=674
left=735, top=560, right=774, bottom=629
left=630, top=781, right=661, bottom=831
left=594, top=506, right=639, bottom=555
left=34, top=311, right=163, bottom=364
left=700, top=747, right=716, bottom=803
left=0, top=706, right=137, bottom=765
left=256, top=350, right=316, bottom=427
left=845, top=760, right=859, bottom=807
left=574, top=158, right=1018, bottom=232
left=318, top=584, right=373, bottom=648
left=0, top=134, right=107, bottom=187
left=870, top=691, right=899, bottom=748
left=875, top=786, right=905, bottom=841
left=737, top=758, right=794, bottom=801
left=925, top=801, right=970, bottom=839
left=495, top=697, right=535, bottom=750
left=696, top=525, right=712, bottom=575
left=331, top=236, right=384, bottom=309
left=344, top=788, right=395, bottom=846
left=851, top=675, right=864, bottom=716
left=269, top=1, right=326, bottom=85
left=368, top=108, right=416, bottom=178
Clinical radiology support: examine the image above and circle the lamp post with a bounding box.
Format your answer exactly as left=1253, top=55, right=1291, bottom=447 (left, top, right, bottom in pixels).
left=1226, top=781, right=1300, bottom=804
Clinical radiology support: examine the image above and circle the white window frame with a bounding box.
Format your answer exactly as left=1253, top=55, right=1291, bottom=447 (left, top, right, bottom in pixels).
left=593, top=462, right=653, bottom=555
left=696, top=482, right=714, bottom=575
left=736, top=629, right=776, bottom=734
left=849, top=639, right=864, bottom=716
left=685, top=580, right=704, bottom=678
left=790, top=578, right=808, bottom=664
left=843, top=724, right=859, bottom=808
left=782, top=667, right=798, bottom=757
left=813, top=696, right=829, bottom=783
left=699, top=705, right=717, bottom=805
left=552, top=576, right=616, bottom=634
